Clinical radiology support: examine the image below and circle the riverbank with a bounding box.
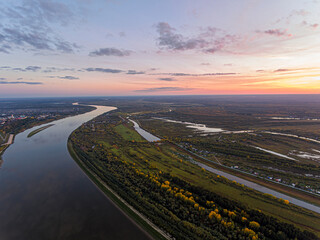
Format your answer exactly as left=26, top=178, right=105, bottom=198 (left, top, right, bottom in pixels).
left=0, top=145, right=9, bottom=160
left=0, top=134, right=14, bottom=160
left=67, top=140, right=170, bottom=240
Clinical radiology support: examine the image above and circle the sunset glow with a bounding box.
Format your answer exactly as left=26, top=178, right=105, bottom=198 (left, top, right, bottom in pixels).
left=0, top=0, right=320, bottom=97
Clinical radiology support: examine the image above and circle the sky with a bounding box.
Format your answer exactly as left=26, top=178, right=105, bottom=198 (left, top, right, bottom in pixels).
left=0, top=0, right=320, bottom=97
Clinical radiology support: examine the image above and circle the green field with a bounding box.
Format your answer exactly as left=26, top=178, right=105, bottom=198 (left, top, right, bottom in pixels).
left=114, top=124, right=146, bottom=142
left=105, top=142, right=320, bottom=234
left=70, top=113, right=320, bottom=239
left=138, top=117, right=320, bottom=198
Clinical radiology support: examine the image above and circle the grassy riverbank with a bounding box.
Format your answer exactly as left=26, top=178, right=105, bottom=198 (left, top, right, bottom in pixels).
left=0, top=144, right=9, bottom=161
left=0, top=134, right=14, bottom=161
left=27, top=124, right=54, bottom=138
left=67, top=140, right=169, bottom=240
left=69, top=113, right=320, bottom=239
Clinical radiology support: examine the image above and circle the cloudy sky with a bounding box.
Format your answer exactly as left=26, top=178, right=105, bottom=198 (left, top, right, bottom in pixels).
left=0, top=0, right=320, bottom=97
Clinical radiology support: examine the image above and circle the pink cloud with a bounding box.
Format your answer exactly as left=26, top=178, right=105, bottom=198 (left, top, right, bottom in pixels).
left=263, top=29, right=292, bottom=37
left=302, top=21, right=319, bottom=29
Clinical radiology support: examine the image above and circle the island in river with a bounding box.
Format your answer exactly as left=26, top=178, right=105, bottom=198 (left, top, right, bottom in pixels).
left=27, top=124, right=54, bottom=138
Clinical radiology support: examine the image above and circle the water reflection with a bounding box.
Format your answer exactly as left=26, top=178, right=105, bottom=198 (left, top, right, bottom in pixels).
left=129, top=119, right=160, bottom=142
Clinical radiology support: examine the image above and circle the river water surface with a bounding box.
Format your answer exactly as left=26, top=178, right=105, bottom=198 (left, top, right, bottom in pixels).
left=129, top=119, right=160, bottom=142
left=0, top=106, right=152, bottom=240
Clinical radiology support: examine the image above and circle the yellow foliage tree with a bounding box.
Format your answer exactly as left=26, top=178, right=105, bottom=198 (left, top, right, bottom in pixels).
left=249, top=221, right=260, bottom=229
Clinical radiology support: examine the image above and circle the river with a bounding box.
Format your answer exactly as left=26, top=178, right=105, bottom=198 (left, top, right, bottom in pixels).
left=129, top=119, right=160, bottom=142
left=0, top=105, right=152, bottom=240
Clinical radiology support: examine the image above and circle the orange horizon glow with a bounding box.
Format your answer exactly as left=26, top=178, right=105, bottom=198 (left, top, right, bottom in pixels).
left=0, top=1, right=320, bottom=97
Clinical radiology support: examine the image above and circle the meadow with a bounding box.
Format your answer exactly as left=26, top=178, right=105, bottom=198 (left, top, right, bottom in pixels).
left=70, top=112, right=320, bottom=239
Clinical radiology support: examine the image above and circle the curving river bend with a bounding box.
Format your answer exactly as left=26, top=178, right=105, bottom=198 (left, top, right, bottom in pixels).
left=0, top=105, right=152, bottom=240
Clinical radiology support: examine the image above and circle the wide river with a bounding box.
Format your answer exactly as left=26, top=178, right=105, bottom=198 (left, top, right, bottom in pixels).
left=0, top=106, right=152, bottom=240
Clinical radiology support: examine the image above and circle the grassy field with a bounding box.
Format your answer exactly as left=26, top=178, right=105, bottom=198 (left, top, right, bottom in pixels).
left=253, top=122, right=320, bottom=140
left=70, top=114, right=320, bottom=238
left=114, top=123, right=146, bottom=142
left=139, top=117, right=320, bottom=197
left=183, top=146, right=320, bottom=205
left=244, top=133, right=320, bottom=165
left=119, top=142, right=320, bottom=235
